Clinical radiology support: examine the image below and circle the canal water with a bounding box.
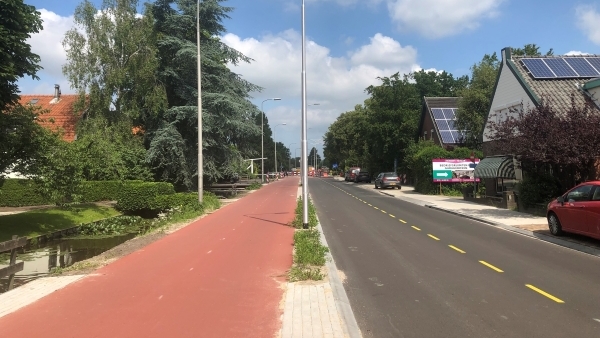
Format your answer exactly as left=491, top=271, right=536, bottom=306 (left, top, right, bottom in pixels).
left=0, top=234, right=136, bottom=293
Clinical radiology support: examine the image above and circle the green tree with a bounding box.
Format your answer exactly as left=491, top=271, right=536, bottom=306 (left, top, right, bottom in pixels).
left=456, top=53, right=500, bottom=148
left=511, top=43, right=553, bottom=57
left=0, top=0, right=43, bottom=110
left=62, top=0, right=165, bottom=123
left=147, top=0, right=262, bottom=187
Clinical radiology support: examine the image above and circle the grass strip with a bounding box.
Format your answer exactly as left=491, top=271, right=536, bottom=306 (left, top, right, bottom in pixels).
left=289, top=197, right=329, bottom=282
left=0, top=204, right=121, bottom=242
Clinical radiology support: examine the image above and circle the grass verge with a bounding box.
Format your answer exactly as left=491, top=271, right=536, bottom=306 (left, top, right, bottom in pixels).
left=0, top=204, right=121, bottom=242
left=289, top=197, right=329, bottom=282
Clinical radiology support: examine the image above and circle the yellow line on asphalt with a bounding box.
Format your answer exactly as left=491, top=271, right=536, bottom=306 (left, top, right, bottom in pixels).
left=368, top=204, right=373, bottom=206
left=399, top=219, right=407, bottom=224
left=374, top=207, right=379, bottom=210
left=363, top=201, right=367, bottom=203
left=381, top=210, right=387, bottom=214
left=389, top=214, right=396, bottom=218
left=411, top=226, right=421, bottom=231
left=448, top=245, right=466, bottom=253
left=479, top=261, right=504, bottom=273
left=427, top=234, right=440, bottom=241
left=525, top=284, right=564, bottom=303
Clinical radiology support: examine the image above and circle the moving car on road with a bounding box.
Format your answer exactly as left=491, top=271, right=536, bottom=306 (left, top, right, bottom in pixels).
left=374, top=172, right=401, bottom=189
left=547, top=181, right=600, bottom=239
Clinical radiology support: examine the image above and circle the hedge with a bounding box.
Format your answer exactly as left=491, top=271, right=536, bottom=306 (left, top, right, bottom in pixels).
left=115, top=182, right=176, bottom=212
left=0, top=179, right=146, bottom=207
left=0, top=179, right=50, bottom=207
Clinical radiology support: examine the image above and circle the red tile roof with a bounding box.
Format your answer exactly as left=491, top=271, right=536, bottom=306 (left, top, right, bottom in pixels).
left=18, top=95, right=82, bottom=142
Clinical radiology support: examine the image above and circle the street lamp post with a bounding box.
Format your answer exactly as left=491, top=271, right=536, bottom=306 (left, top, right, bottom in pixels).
left=288, top=143, right=296, bottom=170
left=274, top=123, right=287, bottom=174
left=261, top=98, right=281, bottom=183
left=295, top=148, right=300, bottom=168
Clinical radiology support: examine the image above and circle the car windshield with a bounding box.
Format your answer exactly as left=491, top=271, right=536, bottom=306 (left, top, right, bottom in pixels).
left=384, top=173, right=397, bottom=178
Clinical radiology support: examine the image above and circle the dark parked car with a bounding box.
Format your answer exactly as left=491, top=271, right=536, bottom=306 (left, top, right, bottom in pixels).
left=354, top=171, right=371, bottom=183
left=345, top=167, right=360, bottom=182
left=374, top=172, right=401, bottom=189
left=547, top=181, right=600, bottom=239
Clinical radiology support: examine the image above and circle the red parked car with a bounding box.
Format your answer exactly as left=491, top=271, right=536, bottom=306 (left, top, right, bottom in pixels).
left=547, top=181, right=600, bottom=239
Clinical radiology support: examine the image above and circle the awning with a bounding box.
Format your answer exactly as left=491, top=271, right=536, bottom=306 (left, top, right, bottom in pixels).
left=474, top=156, right=516, bottom=179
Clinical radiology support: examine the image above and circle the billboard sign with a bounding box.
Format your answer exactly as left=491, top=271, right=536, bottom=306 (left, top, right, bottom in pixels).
left=432, top=158, right=480, bottom=183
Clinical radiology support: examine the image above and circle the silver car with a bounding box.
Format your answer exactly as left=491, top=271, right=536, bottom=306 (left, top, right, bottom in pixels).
left=375, top=172, right=401, bottom=189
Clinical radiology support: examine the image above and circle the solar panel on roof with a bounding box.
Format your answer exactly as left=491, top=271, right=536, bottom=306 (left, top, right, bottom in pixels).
left=451, top=131, right=464, bottom=143
left=586, top=57, right=600, bottom=74
left=442, top=108, right=455, bottom=119
left=522, top=58, right=556, bottom=78
left=435, top=119, right=450, bottom=131
left=447, top=120, right=456, bottom=129
left=544, top=58, right=577, bottom=77
left=431, top=108, right=445, bottom=119
left=440, top=131, right=454, bottom=144
left=565, top=58, right=600, bottom=77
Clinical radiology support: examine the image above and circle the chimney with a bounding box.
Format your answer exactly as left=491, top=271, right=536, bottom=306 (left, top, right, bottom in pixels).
left=54, top=84, right=61, bottom=99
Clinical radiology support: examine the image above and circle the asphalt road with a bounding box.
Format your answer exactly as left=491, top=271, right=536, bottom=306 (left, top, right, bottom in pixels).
left=309, top=177, right=600, bottom=338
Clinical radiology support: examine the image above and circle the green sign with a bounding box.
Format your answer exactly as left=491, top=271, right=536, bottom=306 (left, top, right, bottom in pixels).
left=433, top=170, right=452, bottom=179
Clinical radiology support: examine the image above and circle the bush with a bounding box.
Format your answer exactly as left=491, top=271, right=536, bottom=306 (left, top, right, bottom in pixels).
left=116, top=182, right=176, bottom=213
left=77, top=215, right=147, bottom=236
left=518, top=173, right=562, bottom=208
left=245, top=182, right=262, bottom=190
left=0, top=179, right=50, bottom=207
left=81, top=180, right=144, bottom=202
left=155, top=192, right=203, bottom=212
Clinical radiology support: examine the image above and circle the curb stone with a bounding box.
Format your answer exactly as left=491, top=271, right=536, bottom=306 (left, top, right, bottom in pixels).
left=425, top=205, right=600, bottom=258
left=317, top=222, right=362, bottom=338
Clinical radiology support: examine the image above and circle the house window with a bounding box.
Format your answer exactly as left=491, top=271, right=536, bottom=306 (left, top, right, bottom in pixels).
left=28, top=99, right=39, bottom=105
left=496, top=178, right=518, bottom=193
left=424, top=131, right=427, bottom=140
left=431, top=129, right=434, bottom=140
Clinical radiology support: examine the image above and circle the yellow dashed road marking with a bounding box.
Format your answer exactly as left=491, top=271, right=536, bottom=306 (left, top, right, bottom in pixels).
left=374, top=207, right=379, bottom=210
left=389, top=214, right=396, bottom=218
left=399, top=219, right=407, bottom=224
left=381, top=210, right=387, bottom=214
left=427, top=234, right=440, bottom=241
left=448, top=245, right=466, bottom=253
left=411, top=226, right=421, bottom=231
left=479, top=261, right=504, bottom=273
left=525, top=284, right=564, bottom=303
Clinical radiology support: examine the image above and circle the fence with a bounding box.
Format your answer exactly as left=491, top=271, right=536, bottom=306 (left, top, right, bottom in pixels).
left=0, top=235, right=27, bottom=292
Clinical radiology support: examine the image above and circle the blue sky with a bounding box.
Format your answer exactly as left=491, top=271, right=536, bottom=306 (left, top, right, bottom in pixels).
left=18, top=0, right=600, bottom=158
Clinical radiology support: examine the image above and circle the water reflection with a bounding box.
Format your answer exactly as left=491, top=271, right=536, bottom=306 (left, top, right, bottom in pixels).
left=0, top=234, right=135, bottom=293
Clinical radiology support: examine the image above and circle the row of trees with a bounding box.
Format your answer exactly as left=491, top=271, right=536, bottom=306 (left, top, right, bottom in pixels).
left=2, top=0, right=294, bottom=195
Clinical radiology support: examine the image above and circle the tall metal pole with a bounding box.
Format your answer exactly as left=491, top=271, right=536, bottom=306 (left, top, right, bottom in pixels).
left=301, top=0, right=309, bottom=229
left=289, top=143, right=296, bottom=169
left=197, top=0, right=203, bottom=203
left=261, top=98, right=281, bottom=183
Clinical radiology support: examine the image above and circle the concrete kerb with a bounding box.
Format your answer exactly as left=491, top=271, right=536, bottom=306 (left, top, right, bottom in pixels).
left=294, top=186, right=362, bottom=338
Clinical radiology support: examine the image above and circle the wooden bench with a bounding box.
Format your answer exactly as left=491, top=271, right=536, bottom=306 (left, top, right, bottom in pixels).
left=0, top=235, right=27, bottom=291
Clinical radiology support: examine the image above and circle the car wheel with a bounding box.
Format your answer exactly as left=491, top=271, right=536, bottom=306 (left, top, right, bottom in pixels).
left=374, top=183, right=378, bottom=189
left=548, top=213, right=563, bottom=236
left=396, top=186, right=400, bottom=189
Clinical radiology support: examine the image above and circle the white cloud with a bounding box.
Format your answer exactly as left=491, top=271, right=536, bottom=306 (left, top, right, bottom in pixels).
left=222, top=30, right=420, bottom=136
left=386, top=0, right=504, bottom=38
left=565, top=50, right=591, bottom=56
left=29, top=9, right=74, bottom=79
left=307, top=0, right=384, bottom=6
left=575, top=5, right=600, bottom=45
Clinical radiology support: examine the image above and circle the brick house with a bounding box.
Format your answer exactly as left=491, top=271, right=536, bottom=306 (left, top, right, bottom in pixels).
left=416, top=97, right=465, bottom=150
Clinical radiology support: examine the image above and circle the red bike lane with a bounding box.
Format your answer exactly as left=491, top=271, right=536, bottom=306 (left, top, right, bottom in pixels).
left=0, top=178, right=298, bottom=338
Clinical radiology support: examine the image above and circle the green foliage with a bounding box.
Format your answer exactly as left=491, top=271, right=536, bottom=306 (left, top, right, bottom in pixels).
left=115, top=181, right=176, bottom=212
left=0, top=204, right=120, bottom=242
left=75, top=117, right=153, bottom=181
left=80, top=180, right=143, bottom=202
left=147, top=0, right=262, bottom=187
left=77, top=215, right=146, bottom=236
left=154, top=192, right=203, bottom=212
left=405, top=141, right=482, bottom=194
left=291, top=197, right=318, bottom=229
left=62, top=0, right=166, bottom=122
left=245, top=182, right=262, bottom=190
left=0, top=179, right=50, bottom=207
left=293, top=229, right=329, bottom=266
left=0, top=0, right=43, bottom=110
left=289, top=265, right=324, bottom=282
left=518, top=173, right=562, bottom=207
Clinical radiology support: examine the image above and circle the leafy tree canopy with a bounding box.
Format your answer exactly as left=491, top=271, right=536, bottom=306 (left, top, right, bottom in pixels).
left=0, top=0, right=43, bottom=110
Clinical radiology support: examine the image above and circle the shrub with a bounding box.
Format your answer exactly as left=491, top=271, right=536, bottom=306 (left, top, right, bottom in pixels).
left=155, top=192, right=203, bottom=212
left=116, top=182, right=176, bottom=213
left=0, top=179, right=50, bottom=207
left=77, top=215, right=147, bottom=236
left=245, top=182, right=262, bottom=190
left=518, top=173, right=562, bottom=208
left=81, top=180, right=144, bottom=202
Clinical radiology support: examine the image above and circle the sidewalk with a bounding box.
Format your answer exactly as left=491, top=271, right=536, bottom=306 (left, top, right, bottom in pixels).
left=0, top=177, right=355, bottom=337
left=333, top=176, right=600, bottom=257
